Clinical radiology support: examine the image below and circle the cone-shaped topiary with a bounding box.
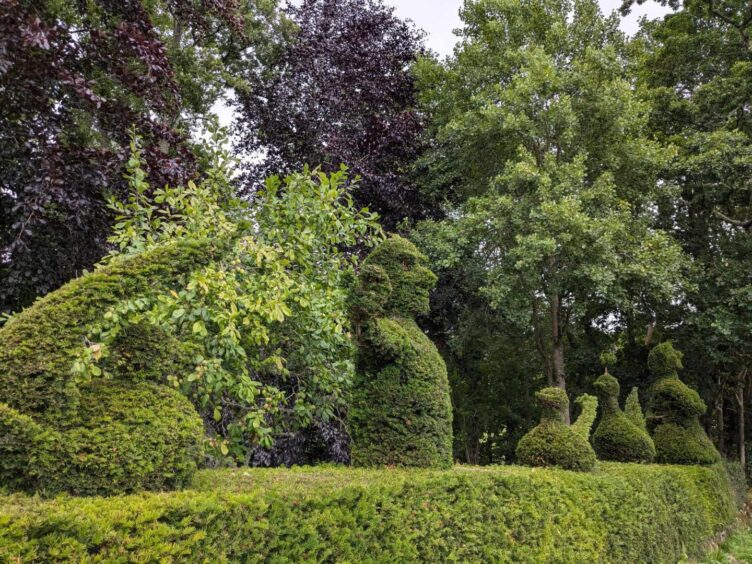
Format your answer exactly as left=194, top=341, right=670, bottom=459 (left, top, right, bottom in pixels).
left=349, top=235, right=453, bottom=468
left=0, top=239, right=217, bottom=494
left=592, top=373, right=655, bottom=462
left=516, top=387, right=597, bottom=471
left=647, top=342, right=721, bottom=465
left=624, top=387, right=647, bottom=432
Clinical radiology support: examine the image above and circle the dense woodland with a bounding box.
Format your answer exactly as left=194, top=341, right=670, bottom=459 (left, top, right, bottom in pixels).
left=1, top=0, right=751, bottom=472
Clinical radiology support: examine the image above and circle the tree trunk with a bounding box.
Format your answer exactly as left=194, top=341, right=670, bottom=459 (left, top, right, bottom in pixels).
left=549, top=294, right=569, bottom=423
left=737, top=370, right=747, bottom=467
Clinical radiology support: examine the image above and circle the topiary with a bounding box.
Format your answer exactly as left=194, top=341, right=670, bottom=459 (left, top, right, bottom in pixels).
left=0, top=240, right=217, bottom=495
left=349, top=235, right=453, bottom=468
left=592, top=373, right=655, bottom=463
left=515, top=387, right=597, bottom=472
left=647, top=342, right=721, bottom=465
left=624, top=387, right=647, bottom=432
left=571, top=393, right=598, bottom=442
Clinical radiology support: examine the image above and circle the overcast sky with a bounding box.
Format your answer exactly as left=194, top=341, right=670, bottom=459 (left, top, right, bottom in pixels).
left=385, top=0, right=673, bottom=57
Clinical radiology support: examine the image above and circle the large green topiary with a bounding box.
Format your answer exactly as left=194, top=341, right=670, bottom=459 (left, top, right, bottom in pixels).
left=0, top=239, right=218, bottom=494
left=647, top=342, right=721, bottom=465
left=516, top=387, right=597, bottom=471
left=349, top=235, right=453, bottom=468
left=592, top=373, right=655, bottom=463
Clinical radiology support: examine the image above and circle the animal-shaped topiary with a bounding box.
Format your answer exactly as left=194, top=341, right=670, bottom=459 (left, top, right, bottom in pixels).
left=592, top=373, right=655, bottom=462
left=0, top=240, right=216, bottom=495
left=349, top=235, right=453, bottom=468
left=516, top=387, right=597, bottom=471
left=647, top=342, right=721, bottom=465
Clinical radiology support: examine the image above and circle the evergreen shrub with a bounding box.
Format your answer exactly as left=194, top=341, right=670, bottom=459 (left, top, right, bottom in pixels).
left=0, top=463, right=744, bottom=562
left=349, top=235, right=453, bottom=468
left=647, top=343, right=721, bottom=465
left=592, top=373, right=655, bottom=463
left=515, top=387, right=597, bottom=471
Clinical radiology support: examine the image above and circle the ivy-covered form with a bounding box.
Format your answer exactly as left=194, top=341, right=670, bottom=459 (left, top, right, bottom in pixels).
left=592, top=373, right=655, bottom=463
left=0, top=239, right=216, bottom=495
left=647, top=342, right=721, bottom=465
left=349, top=235, right=453, bottom=467
left=516, top=387, right=597, bottom=471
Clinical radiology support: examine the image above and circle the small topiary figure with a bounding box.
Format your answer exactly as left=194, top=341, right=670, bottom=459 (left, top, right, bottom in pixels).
left=592, top=373, right=655, bottom=463
left=571, top=393, right=598, bottom=442
left=647, top=342, right=721, bottom=465
left=349, top=235, right=453, bottom=468
left=515, top=387, right=597, bottom=471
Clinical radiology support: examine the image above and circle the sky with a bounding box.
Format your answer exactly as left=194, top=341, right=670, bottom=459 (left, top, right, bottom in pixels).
left=385, top=0, right=673, bottom=57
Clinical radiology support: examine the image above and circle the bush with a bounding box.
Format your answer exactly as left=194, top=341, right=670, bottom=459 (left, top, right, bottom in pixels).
left=0, top=463, right=744, bottom=562
left=647, top=342, right=721, bottom=465
left=624, top=387, right=647, bottom=431
left=516, top=387, right=597, bottom=471
left=1, top=381, right=205, bottom=497
left=349, top=236, right=453, bottom=468
left=0, top=238, right=222, bottom=422
left=592, top=373, right=655, bottom=463
left=0, top=240, right=217, bottom=494
left=571, top=393, right=598, bottom=442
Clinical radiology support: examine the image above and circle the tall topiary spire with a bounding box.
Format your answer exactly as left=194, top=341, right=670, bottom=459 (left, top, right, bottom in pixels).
left=592, top=373, right=655, bottom=463
left=647, top=342, right=721, bottom=465
left=349, top=235, right=453, bottom=468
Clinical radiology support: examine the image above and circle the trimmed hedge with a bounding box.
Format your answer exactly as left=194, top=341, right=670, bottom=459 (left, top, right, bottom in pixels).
left=350, top=235, right=453, bottom=468
left=0, top=239, right=222, bottom=495
left=516, top=387, right=597, bottom=471
left=592, top=373, right=655, bottom=463
left=0, top=463, right=745, bottom=562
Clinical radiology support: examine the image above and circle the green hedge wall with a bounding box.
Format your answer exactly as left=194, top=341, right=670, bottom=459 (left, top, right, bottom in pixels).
left=0, top=463, right=745, bottom=563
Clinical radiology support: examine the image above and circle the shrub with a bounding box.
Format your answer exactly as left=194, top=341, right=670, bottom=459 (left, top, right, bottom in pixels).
left=0, top=238, right=222, bottom=422
left=349, top=236, right=453, bottom=468
left=516, top=387, right=597, bottom=471
left=592, top=373, right=655, bottom=463
left=647, top=342, right=721, bottom=465
left=0, top=463, right=744, bottom=562
left=624, top=386, right=647, bottom=431
left=0, top=240, right=217, bottom=495
left=571, top=393, right=598, bottom=442
left=1, top=381, right=205, bottom=497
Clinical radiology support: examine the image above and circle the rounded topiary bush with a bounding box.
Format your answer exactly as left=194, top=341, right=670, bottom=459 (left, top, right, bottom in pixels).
left=592, top=373, right=655, bottom=463
left=647, top=342, right=721, bottom=465
left=516, top=387, right=597, bottom=472
left=349, top=235, right=453, bottom=468
left=2, top=380, right=205, bottom=496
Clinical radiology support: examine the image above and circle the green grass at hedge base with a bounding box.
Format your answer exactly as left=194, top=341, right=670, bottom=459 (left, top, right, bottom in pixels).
left=1, top=463, right=743, bottom=563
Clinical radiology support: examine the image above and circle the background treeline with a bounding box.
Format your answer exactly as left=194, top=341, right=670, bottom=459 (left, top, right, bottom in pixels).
left=2, top=0, right=750, bottom=468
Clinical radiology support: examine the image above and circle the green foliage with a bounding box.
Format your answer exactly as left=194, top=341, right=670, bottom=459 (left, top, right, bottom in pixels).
left=592, top=373, right=655, bottom=463
left=571, top=393, right=598, bottom=442
left=647, top=343, right=721, bottom=465
left=624, top=387, right=647, bottom=432
left=1, top=381, right=204, bottom=496
left=648, top=341, right=684, bottom=380
left=0, top=463, right=743, bottom=562
left=516, top=387, right=597, bottom=471
left=350, top=236, right=453, bottom=468
left=77, top=135, right=381, bottom=458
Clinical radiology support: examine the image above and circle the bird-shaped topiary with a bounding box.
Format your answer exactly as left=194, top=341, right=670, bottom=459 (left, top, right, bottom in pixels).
left=349, top=235, right=453, bottom=468
left=592, top=373, right=655, bottom=462
left=516, top=387, right=597, bottom=471
left=647, top=342, right=721, bottom=465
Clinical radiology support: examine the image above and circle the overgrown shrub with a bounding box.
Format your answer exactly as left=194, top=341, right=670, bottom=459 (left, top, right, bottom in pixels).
left=592, top=373, right=655, bottom=463
left=0, top=463, right=744, bottom=562
left=516, top=387, right=597, bottom=471
left=647, top=342, right=721, bottom=465
left=349, top=235, right=453, bottom=468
